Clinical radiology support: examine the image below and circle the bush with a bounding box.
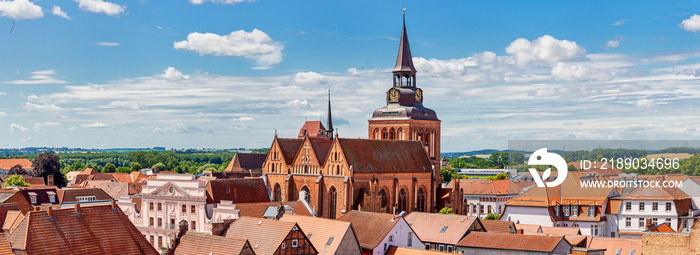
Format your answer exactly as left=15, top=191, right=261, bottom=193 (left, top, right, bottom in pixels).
left=439, top=207, right=455, bottom=214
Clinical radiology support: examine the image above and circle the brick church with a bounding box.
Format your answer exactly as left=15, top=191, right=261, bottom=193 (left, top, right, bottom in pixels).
left=262, top=17, right=442, bottom=219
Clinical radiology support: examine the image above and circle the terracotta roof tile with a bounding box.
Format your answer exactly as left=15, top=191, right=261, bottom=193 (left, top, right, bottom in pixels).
left=337, top=138, right=433, bottom=173
left=0, top=233, right=11, bottom=255
left=205, top=178, right=270, bottom=204
left=57, top=188, right=114, bottom=203
left=6, top=204, right=158, bottom=254
left=586, top=236, right=640, bottom=255
left=514, top=224, right=542, bottom=235
left=0, top=159, right=32, bottom=171
left=404, top=212, right=482, bottom=245
left=1, top=211, right=22, bottom=232
left=276, top=138, right=304, bottom=164
left=540, top=226, right=581, bottom=235
left=480, top=220, right=516, bottom=233
left=235, top=201, right=311, bottom=218
left=280, top=214, right=359, bottom=255
left=457, top=232, right=566, bottom=252
left=173, top=232, right=253, bottom=255
left=226, top=153, right=268, bottom=172
left=298, top=121, right=326, bottom=138
left=457, top=179, right=522, bottom=195
left=0, top=204, right=19, bottom=234
left=85, top=181, right=140, bottom=199
left=624, top=186, right=689, bottom=200
left=564, top=235, right=587, bottom=246
left=386, top=246, right=453, bottom=255
left=224, top=216, right=315, bottom=255
left=337, top=210, right=400, bottom=250
left=309, top=137, right=333, bottom=166
left=506, top=173, right=614, bottom=208
left=646, top=223, right=676, bottom=233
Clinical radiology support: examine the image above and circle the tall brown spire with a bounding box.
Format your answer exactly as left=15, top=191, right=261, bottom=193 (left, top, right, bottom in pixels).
left=392, top=11, right=417, bottom=87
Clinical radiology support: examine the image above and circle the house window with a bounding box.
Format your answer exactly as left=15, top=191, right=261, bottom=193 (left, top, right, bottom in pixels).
left=76, top=196, right=96, bottom=202
left=652, top=202, right=658, bottom=211
left=571, top=205, right=578, bottom=217
left=389, top=235, right=393, bottom=242
left=683, top=219, right=689, bottom=230
left=573, top=223, right=579, bottom=227
left=191, top=221, right=196, bottom=231
left=150, top=235, right=154, bottom=245
left=625, top=202, right=631, bottom=211
left=49, top=195, right=55, bottom=203
left=652, top=218, right=658, bottom=225
left=666, top=218, right=672, bottom=224
left=626, top=217, right=631, bottom=227
left=158, top=203, right=162, bottom=211
left=408, top=233, right=412, bottom=246
left=554, top=206, right=560, bottom=217
left=480, top=205, right=484, bottom=214
left=291, top=239, right=298, bottom=248
left=589, top=206, right=595, bottom=218
left=563, top=223, right=568, bottom=227
left=639, top=218, right=645, bottom=228
left=563, top=205, right=570, bottom=217
left=182, top=205, right=186, bottom=213
left=487, top=205, right=492, bottom=214
left=591, top=225, right=599, bottom=236
left=282, top=243, right=286, bottom=249
left=170, top=219, right=175, bottom=225
left=158, top=236, right=162, bottom=248
left=447, top=246, right=454, bottom=253
left=666, top=202, right=672, bottom=211
left=158, top=218, right=162, bottom=227
left=439, top=245, right=445, bottom=252
left=150, top=202, right=154, bottom=211
left=191, top=205, right=196, bottom=213
left=639, top=202, right=645, bottom=211
left=149, top=217, right=154, bottom=227
left=29, top=195, right=37, bottom=204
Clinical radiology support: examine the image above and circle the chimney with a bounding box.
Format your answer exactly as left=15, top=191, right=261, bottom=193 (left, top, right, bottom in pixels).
left=47, top=175, right=54, bottom=186
left=75, top=203, right=81, bottom=217
left=646, top=218, right=654, bottom=229
left=111, top=200, right=118, bottom=212
left=47, top=207, right=53, bottom=220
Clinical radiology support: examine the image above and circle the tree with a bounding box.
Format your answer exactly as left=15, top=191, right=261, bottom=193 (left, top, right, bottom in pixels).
left=152, top=162, right=166, bottom=170
left=487, top=173, right=509, bottom=180
left=4, top=175, right=29, bottom=188
left=439, top=207, right=455, bottom=214
left=116, top=167, right=131, bottom=173
left=71, top=161, right=85, bottom=172
left=130, top=162, right=142, bottom=172
left=447, top=158, right=467, bottom=169
left=485, top=213, right=501, bottom=220
left=32, top=152, right=66, bottom=187
left=510, top=152, right=524, bottom=164
left=441, top=167, right=456, bottom=183
left=103, top=163, right=116, bottom=173
left=489, top=152, right=510, bottom=165
left=8, top=164, right=27, bottom=175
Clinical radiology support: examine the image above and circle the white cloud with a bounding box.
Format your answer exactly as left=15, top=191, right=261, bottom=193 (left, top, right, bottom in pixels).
left=75, top=0, right=125, bottom=16
left=17, top=137, right=31, bottom=142
left=606, top=40, right=620, bottom=49
left=158, top=67, right=190, bottom=81
left=174, top=29, right=283, bottom=67
left=51, top=5, right=70, bottom=19
left=0, top=92, right=5, bottom=95
left=236, top=117, right=254, bottom=121
left=33, top=122, right=60, bottom=131
left=24, top=102, right=61, bottom=112
left=27, top=93, right=76, bottom=104
left=505, top=35, right=586, bottom=66
left=96, top=42, right=119, bottom=47
left=107, top=100, right=140, bottom=109
left=0, top=112, right=7, bottom=118
left=81, top=122, right=110, bottom=128
left=292, top=71, right=327, bottom=85
left=611, top=19, right=628, bottom=26
left=154, top=123, right=200, bottom=134
left=680, top=14, right=700, bottom=32
left=636, top=99, right=656, bottom=107
left=10, top=124, right=27, bottom=132
left=285, top=99, right=309, bottom=107
left=6, top=70, right=67, bottom=84
left=550, top=62, right=614, bottom=82
left=0, top=0, right=43, bottom=20
left=189, top=0, right=254, bottom=5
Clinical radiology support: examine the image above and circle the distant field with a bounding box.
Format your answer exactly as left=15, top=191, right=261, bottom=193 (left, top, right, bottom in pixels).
left=646, top=153, right=695, bottom=160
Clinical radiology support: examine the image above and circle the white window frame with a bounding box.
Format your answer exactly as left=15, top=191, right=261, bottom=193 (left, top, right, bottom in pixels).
left=571, top=205, right=578, bottom=217
left=30, top=195, right=37, bottom=204
left=589, top=206, right=595, bottom=218
left=639, top=218, right=645, bottom=228
left=625, top=217, right=631, bottom=227
left=639, top=202, right=645, bottom=211
left=652, top=202, right=658, bottom=211
left=563, top=205, right=570, bottom=217
left=625, top=202, right=631, bottom=211
left=666, top=202, right=672, bottom=211
left=291, top=239, right=298, bottom=248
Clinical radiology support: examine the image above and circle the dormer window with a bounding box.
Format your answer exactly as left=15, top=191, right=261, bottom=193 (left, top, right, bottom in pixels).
left=76, top=196, right=96, bottom=202
left=47, top=191, right=56, bottom=203
left=28, top=192, right=37, bottom=204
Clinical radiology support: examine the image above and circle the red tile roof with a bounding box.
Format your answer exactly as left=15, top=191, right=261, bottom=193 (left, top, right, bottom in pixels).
left=514, top=224, right=542, bottom=235
left=337, top=138, right=433, bottom=173
left=564, top=235, right=587, bottom=246
left=647, top=223, right=676, bottom=233
left=226, top=153, right=268, bottom=172
left=1, top=211, right=22, bottom=233
left=457, top=232, right=567, bottom=252
left=57, top=188, right=114, bottom=203
left=624, top=186, right=689, bottom=200
left=0, top=233, right=11, bottom=255
left=85, top=180, right=140, bottom=199
left=0, top=159, right=32, bottom=171
left=540, top=226, right=581, bottom=235
left=480, top=220, right=516, bottom=233
left=386, top=246, right=453, bottom=255
left=506, top=173, right=614, bottom=208
left=586, top=236, right=640, bottom=255
left=19, top=187, right=59, bottom=205
left=457, top=179, right=522, bottom=196
left=336, top=210, right=401, bottom=250
left=280, top=214, right=360, bottom=255
left=205, top=178, right=270, bottom=204
left=224, top=216, right=316, bottom=255
left=309, top=137, right=333, bottom=165
left=298, top=120, right=326, bottom=138
left=276, top=138, right=304, bottom=164
left=235, top=201, right=311, bottom=218
left=173, top=232, right=253, bottom=255
left=6, top=204, right=157, bottom=254
left=404, top=212, right=483, bottom=245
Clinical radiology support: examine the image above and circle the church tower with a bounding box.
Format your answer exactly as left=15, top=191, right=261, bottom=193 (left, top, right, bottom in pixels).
left=368, top=14, right=441, bottom=162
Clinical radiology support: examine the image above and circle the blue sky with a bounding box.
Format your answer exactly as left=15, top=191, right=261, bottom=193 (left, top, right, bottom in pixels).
left=3, top=0, right=700, bottom=152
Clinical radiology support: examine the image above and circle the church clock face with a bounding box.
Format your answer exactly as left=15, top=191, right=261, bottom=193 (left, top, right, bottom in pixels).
left=414, top=88, right=423, bottom=102
left=388, top=88, right=399, bottom=102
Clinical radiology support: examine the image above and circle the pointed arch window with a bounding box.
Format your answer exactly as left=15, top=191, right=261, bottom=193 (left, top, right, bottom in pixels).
left=417, top=188, right=426, bottom=212
left=398, top=188, right=407, bottom=213
left=329, top=187, right=337, bottom=219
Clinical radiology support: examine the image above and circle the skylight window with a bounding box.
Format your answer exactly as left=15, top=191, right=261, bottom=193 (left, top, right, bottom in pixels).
left=326, top=236, right=334, bottom=245
left=440, top=226, right=448, bottom=233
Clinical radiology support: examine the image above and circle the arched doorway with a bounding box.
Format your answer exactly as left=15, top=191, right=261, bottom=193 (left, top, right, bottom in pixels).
left=329, top=187, right=337, bottom=219
left=301, top=186, right=311, bottom=203
left=398, top=188, right=407, bottom=213
left=273, top=184, right=281, bottom=202
left=417, top=188, right=426, bottom=212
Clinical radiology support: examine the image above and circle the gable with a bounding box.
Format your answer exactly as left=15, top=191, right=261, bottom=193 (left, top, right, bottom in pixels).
left=149, top=182, right=192, bottom=198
